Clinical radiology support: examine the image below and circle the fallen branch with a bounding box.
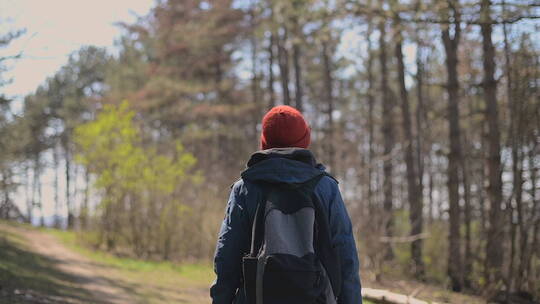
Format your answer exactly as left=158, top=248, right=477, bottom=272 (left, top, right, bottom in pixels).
left=379, top=233, right=430, bottom=243
left=363, top=287, right=442, bottom=304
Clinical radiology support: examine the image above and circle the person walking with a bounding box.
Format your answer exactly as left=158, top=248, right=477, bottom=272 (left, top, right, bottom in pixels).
left=210, top=105, right=362, bottom=304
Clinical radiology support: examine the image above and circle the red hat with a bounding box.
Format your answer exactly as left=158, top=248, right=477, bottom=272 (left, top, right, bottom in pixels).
left=260, top=105, right=311, bottom=150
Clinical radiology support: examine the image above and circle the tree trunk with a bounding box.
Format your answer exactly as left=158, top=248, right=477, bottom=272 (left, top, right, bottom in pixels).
left=293, top=42, right=303, bottom=112
left=63, top=135, right=74, bottom=229
left=394, top=19, right=424, bottom=278
left=1, top=170, right=11, bottom=219
left=292, top=16, right=303, bottom=112
left=526, top=141, right=539, bottom=290
left=441, top=1, right=463, bottom=291
left=250, top=5, right=260, bottom=146
left=277, top=27, right=291, bottom=106
left=502, top=8, right=529, bottom=291
left=479, top=133, right=488, bottom=236
left=321, top=41, right=335, bottom=173
left=504, top=14, right=516, bottom=293
left=379, top=20, right=394, bottom=260
left=81, top=167, right=90, bottom=230
left=463, top=91, right=474, bottom=289
left=33, top=152, right=44, bottom=226
left=267, top=23, right=276, bottom=109
left=53, top=143, right=61, bottom=228
left=415, top=37, right=434, bottom=225
left=428, top=165, right=435, bottom=222
left=481, top=0, right=504, bottom=287
left=415, top=38, right=426, bottom=205
left=366, top=19, right=375, bottom=211
left=461, top=138, right=473, bottom=289
left=25, top=165, right=32, bottom=224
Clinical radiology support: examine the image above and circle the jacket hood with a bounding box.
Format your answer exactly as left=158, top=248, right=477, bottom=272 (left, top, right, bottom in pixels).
left=241, top=148, right=324, bottom=184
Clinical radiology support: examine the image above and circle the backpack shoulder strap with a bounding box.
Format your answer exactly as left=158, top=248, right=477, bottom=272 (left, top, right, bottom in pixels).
left=248, top=182, right=270, bottom=257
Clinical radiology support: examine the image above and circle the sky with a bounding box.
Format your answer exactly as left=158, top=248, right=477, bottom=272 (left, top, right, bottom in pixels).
left=1, top=0, right=155, bottom=101
left=1, top=0, right=155, bottom=224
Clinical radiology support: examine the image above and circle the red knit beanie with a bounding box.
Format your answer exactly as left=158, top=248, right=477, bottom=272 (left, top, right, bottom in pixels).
left=260, top=105, right=311, bottom=150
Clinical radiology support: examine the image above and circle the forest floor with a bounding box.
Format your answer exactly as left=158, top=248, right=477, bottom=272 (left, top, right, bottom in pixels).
left=360, top=272, right=485, bottom=304
left=0, top=220, right=485, bottom=304
left=0, top=221, right=210, bottom=303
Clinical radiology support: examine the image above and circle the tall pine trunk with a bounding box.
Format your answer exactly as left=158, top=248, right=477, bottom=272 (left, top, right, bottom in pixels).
left=63, top=135, right=74, bottom=229
left=527, top=141, right=539, bottom=290
left=321, top=41, right=335, bottom=173
left=481, top=0, right=504, bottom=287
left=442, top=0, right=463, bottom=291
left=81, top=167, right=90, bottom=230
left=292, top=16, right=303, bottom=112
left=293, top=43, right=303, bottom=111
left=394, top=19, right=424, bottom=278
left=25, top=165, right=32, bottom=224
left=379, top=20, right=394, bottom=260
left=415, top=39, right=426, bottom=209
left=267, top=13, right=276, bottom=109
left=53, top=143, right=61, bottom=228
left=277, top=27, right=291, bottom=106
left=366, top=18, right=375, bottom=210
left=250, top=4, right=260, bottom=146
left=502, top=11, right=525, bottom=291
left=33, top=152, right=43, bottom=226
left=461, top=136, right=473, bottom=289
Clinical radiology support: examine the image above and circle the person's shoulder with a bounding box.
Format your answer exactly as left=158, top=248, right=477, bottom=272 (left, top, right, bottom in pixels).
left=321, top=173, right=338, bottom=185
left=315, top=164, right=338, bottom=184
left=230, top=178, right=254, bottom=197
left=230, top=178, right=244, bottom=190
left=315, top=166, right=339, bottom=188
left=315, top=173, right=340, bottom=199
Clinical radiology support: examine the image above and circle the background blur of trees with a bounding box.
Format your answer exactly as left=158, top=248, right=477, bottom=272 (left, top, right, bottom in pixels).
left=0, top=0, right=539, bottom=300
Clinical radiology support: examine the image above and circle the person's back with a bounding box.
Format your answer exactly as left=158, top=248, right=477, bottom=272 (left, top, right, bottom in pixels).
left=210, top=106, right=362, bottom=304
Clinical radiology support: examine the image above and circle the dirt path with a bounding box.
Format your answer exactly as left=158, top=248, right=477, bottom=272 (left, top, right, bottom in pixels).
left=4, top=224, right=135, bottom=304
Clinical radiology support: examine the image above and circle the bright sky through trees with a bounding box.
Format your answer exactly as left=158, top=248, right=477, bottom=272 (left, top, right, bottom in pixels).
left=0, top=0, right=154, bottom=99
left=1, top=0, right=420, bottom=101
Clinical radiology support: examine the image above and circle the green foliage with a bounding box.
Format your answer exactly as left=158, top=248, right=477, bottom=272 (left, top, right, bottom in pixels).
left=74, top=101, right=202, bottom=259
left=75, top=100, right=200, bottom=197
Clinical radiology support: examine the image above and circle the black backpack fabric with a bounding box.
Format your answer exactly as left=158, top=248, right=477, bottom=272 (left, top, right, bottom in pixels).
left=241, top=173, right=342, bottom=304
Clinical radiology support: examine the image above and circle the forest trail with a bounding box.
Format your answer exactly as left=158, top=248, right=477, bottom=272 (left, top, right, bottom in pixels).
left=1, top=222, right=489, bottom=304
left=1, top=223, right=135, bottom=304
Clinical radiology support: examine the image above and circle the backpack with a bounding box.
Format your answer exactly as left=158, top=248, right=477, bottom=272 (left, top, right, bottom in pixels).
left=242, top=174, right=342, bottom=304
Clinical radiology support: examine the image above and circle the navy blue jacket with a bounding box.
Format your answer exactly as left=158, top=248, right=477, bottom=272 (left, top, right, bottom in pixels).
left=210, top=148, right=362, bottom=304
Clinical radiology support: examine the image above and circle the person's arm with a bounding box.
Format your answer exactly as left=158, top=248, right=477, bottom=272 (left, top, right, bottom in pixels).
left=210, top=181, right=250, bottom=304
left=327, top=181, right=362, bottom=304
